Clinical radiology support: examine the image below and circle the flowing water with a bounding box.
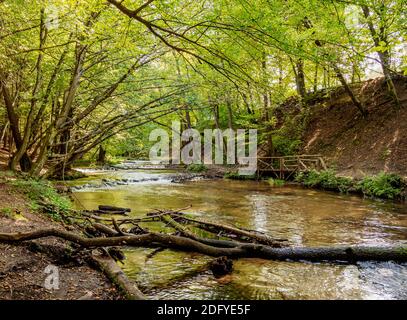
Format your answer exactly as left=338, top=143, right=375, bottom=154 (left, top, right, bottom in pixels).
left=71, top=167, right=407, bottom=300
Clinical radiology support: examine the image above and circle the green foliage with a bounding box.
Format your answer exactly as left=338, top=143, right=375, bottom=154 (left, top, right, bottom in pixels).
left=224, top=171, right=256, bottom=180
left=187, top=164, right=208, bottom=173
left=272, top=135, right=302, bottom=156
left=0, top=207, right=13, bottom=218
left=296, top=170, right=406, bottom=200
left=295, top=170, right=353, bottom=193
left=0, top=0, right=405, bottom=172
left=356, top=172, right=405, bottom=200
left=11, top=179, right=72, bottom=221
left=268, top=178, right=285, bottom=187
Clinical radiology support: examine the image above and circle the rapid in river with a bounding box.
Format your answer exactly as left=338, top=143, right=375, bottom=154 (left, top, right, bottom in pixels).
left=70, top=165, right=407, bottom=300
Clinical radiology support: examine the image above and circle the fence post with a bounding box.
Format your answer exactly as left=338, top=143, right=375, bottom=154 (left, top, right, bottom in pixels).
left=279, top=157, right=283, bottom=179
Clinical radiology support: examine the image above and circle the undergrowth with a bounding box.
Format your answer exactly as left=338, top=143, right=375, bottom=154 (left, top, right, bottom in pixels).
left=295, top=170, right=405, bottom=200
left=11, top=179, right=72, bottom=221
left=356, top=172, right=405, bottom=200
left=187, top=164, right=208, bottom=173
left=224, top=171, right=257, bottom=180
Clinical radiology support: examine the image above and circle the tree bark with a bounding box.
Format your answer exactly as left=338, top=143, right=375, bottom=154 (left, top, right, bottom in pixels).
left=91, top=253, right=145, bottom=300
left=295, top=58, right=306, bottom=98
left=1, top=81, right=32, bottom=171
left=331, top=63, right=368, bottom=117
left=97, top=145, right=106, bottom=165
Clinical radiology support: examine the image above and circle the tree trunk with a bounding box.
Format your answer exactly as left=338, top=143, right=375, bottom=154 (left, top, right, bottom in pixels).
left=10, top=9, right=47, bottom=172
left=313, top=63, right=318, bottom=92
left=1, top=228, right=407, bottom=263
left=331, top=63, right=368, bottom=117
left=295, top=58, right=306, bottom=98
left=91, top=253, right=145, bottom=300
left=97, top=145, right=107, bottom=165
left=1, top=82, right=32, bottom=171
left=262, top=54, right=274, bottom=157
left=361, top=5, right=400, bottom=108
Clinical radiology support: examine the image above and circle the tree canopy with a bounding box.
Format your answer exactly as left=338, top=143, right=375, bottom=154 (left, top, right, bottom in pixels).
left=0, top=0, right=405, bottom=176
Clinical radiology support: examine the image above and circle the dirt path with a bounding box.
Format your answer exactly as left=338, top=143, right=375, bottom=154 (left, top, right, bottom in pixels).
left=0, top=182, right=123, bottom=300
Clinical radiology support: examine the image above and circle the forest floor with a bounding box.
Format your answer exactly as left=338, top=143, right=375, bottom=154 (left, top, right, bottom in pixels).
left=297, top=76, right=407, bottom=178
left=0, top=180, right=123, bottom=300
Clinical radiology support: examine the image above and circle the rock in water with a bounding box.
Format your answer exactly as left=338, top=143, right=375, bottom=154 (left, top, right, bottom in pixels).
left=209, top=256, right=233, bottom=278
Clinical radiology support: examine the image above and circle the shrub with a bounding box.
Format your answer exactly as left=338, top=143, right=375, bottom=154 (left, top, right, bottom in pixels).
left=296, top=170, right=406, bottom=200
left=224, top=171, right=256, bottom=180
left=357, top=172, right=405, bottom=200
left=187, top=164, right=208, bottom=173
left=295, top=169, right=353, bottom=193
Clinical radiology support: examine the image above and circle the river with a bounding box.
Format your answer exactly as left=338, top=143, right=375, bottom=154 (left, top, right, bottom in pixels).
left=70, top=167, right=407, bottom=300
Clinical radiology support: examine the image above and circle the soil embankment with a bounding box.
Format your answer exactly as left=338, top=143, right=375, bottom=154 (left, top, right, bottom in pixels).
left=0, top=180, right=123, bottom=300
left=280, top=77, right=407, bottom=178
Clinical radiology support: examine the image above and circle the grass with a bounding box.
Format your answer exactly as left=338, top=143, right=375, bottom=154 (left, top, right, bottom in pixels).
left=11, top=178, right=72, bottom=221
left=268, top=178, right=285, bottom=187
left=223, top=171, right=257, bottom=180
left=0, top=207, right=13, bottom=218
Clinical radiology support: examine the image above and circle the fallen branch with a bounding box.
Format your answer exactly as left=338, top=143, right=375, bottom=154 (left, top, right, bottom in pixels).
left=173, top=214, right=286, bottom=246
left=161, top=214, right=244, bottom=248
left=1, top=228, right=407, bottom=262
left=91, top=252, right=145, bottom=300
left=98, top=205, right=131, bottom=213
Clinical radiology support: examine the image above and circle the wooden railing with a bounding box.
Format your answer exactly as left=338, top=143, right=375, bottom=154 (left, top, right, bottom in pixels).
left=254, top=155, right=327, bottom=178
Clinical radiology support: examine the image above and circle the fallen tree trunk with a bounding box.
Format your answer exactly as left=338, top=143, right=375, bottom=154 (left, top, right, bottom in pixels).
left=83, top=209, right=129, bottom=216
left=91, top=253, right=145, bottom=300
left=80, top=211, right=163, bottom=223
left=1, top=228, right=407, bottom=262
left=98, top=205, right=131, bottom=213
left=173, top=214, right=287, bottom=246
left=161, top=214, right=248, bottom=248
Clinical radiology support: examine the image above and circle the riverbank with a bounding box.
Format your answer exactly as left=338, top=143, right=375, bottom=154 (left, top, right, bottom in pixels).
left=0, top=173, right=123, bottom=300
